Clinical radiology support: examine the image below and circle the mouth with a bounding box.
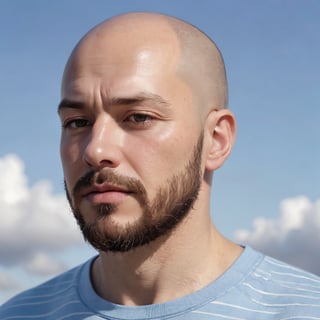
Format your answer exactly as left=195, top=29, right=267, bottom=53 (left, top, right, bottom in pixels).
left=82, top=184, right=132, bottom=205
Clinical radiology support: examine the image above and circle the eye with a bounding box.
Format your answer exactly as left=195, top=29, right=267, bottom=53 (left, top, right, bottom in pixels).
left=127, top=113, right=152, bottom=123
left=63, top=118, right=91, bottom=129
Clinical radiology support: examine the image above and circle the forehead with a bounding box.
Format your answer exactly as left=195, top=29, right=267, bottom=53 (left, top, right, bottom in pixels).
left=61, top=27, right=186, bottom=104
left=63, top=20, right=181, bottom=80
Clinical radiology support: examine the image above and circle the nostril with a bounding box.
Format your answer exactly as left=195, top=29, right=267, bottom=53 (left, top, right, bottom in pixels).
left=99, top=159, right=116, bottom=169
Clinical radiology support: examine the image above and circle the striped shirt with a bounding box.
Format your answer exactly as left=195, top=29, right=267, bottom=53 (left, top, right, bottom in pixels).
left=1, top=247, right=320, bottom=319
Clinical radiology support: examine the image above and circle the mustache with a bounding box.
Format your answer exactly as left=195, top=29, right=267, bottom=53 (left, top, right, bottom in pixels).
left=72, top=168, right=147, bottom=203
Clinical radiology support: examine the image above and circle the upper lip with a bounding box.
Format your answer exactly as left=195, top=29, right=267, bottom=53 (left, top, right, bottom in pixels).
left=81, top=184, right=131, bottom=197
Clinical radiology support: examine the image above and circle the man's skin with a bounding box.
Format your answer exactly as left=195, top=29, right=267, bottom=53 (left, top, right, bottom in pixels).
left=58, top=12, right=243, bottom=306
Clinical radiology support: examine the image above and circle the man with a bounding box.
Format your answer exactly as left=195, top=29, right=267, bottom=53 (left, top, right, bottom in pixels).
left=1, top=12, right=320, bottom=319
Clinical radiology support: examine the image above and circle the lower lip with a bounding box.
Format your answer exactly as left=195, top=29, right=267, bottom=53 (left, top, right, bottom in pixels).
left=85, top=191, right=130, bottom=204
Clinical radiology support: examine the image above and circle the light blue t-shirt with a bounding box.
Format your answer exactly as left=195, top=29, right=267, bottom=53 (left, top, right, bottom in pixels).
left=1, top=247, right=320, bottom=319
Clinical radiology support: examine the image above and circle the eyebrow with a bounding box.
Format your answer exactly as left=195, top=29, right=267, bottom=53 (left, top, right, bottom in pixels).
left=57, top=100, right=86, bottom=114
left=110, top=92, right=170, bottom=109
left=57, top=92, right=170, bottom=114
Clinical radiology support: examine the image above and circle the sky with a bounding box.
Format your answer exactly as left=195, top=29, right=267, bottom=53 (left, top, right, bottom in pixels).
left=0, top=0, right=319, bottom=304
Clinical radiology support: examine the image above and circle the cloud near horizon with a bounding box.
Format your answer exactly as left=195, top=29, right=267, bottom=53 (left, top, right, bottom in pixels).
left=0, top=154, right=83, bottom=275
left=234, top=196, right=320, bottom=275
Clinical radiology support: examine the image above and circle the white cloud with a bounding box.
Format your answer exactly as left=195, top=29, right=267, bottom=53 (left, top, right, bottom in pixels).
left=24, top=253, right=67, bottom=276
left=0, top=154, right=83, bottom=273
left=234, top=196, right=320, bottom=275
left=0, top=271, right=20, bottom=291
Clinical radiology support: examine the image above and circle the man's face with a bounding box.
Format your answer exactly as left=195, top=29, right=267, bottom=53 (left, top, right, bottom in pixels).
left=59, top=29, right=205, bottom=252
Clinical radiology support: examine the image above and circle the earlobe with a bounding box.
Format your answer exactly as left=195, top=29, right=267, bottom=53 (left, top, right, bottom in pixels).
left=204, top=109, right=236, bottom=171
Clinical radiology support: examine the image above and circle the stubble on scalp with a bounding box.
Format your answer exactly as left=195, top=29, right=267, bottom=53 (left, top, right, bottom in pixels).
left=171, top=20, right=228, bottom=112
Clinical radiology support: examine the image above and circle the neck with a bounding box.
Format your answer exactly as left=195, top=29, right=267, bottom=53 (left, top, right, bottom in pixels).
left=91, top=207, right=242, bottom=306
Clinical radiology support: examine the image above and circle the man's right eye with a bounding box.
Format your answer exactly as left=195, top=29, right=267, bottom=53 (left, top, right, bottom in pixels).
left=63, top=119, right=91, bottom=129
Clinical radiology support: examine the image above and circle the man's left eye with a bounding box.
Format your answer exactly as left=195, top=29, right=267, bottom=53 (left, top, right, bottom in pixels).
left=127, top=114, right=152, bottom=123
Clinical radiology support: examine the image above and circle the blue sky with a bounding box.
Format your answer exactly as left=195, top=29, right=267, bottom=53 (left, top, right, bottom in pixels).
left=0, top=0, right=319, bottom=304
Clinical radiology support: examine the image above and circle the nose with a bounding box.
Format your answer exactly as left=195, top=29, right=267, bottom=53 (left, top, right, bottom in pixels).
left=83, top=116, right=122, bottom=169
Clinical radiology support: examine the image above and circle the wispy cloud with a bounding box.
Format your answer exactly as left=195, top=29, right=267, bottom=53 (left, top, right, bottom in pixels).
left=234, top=196, right=320, bottom=275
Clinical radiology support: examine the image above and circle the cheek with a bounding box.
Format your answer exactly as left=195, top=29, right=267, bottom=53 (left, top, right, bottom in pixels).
left=123, top=128, right=194, bottom=195
left=60, top=138, right=84, bottom=187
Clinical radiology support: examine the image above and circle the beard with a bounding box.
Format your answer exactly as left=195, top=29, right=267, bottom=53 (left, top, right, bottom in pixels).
left=65, top=131, right=203, bottom=253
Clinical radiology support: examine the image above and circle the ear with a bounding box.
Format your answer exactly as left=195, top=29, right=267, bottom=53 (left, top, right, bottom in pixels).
left=204, top=109, right=236, bottom=171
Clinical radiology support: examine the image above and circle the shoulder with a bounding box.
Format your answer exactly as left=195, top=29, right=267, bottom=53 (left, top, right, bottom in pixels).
left=240, top=249, right=320, bottom=316
left=201, top=247, right=320, bottom=318
left=252, top=253, right=320, bottom=292
left=0, top=258, right=94, bottom=319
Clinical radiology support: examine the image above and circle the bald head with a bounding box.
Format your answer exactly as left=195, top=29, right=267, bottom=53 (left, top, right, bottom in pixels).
left=60, top=13, right=236, bottom=246
left=62, top=12, right=228, bottom=115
